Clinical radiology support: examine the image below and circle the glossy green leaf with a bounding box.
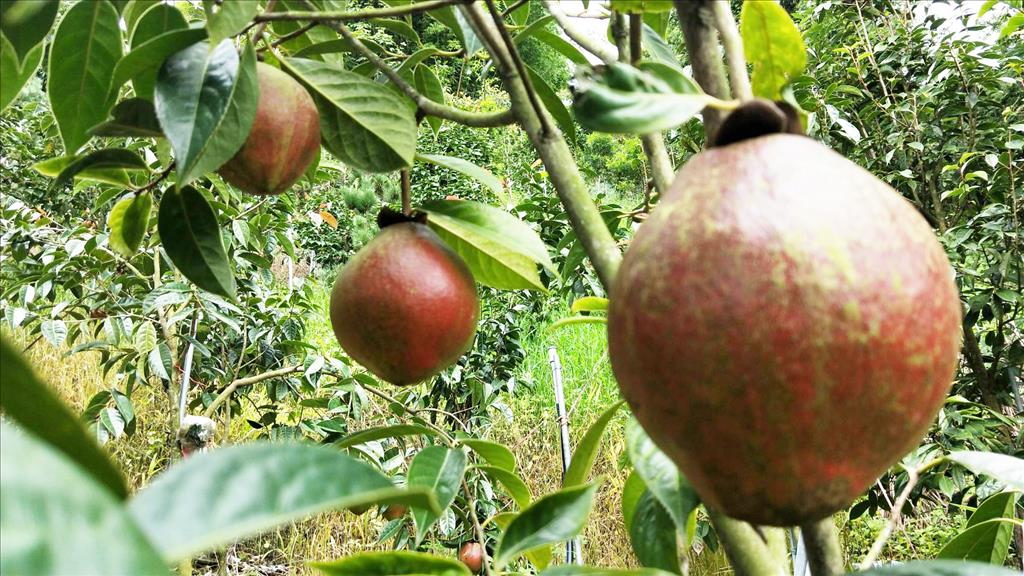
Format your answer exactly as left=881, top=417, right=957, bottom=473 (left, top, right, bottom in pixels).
left=525, top=63, right=576, bottom=142
left=629, top=489, right=680, bottom=573
left=494, top=483, right=598, bottom=568
left=113, top=27, right=208, bottom=100
left=570, top=296, right=609, bottom=313
left=384, top=0, right=479, bottom=54
left=414, top=65, right=445, bottom=137
left=312, top=551, right=470, bottom=576
left=0, top=0, right=58, bottom=64
left=107, top=193, right=153, bottom=257
left=155, top=40, right=258, bottom=187
left=573, top=63, right=712, bottom=135
left=641, top=24, right=679, bottom=66
left=394, top=47, right=442, bottom=85
left=621, top=469, right=646, bottom=534
left=158, top=186, right=236, bottom=299
left=490, top=511, right=550, bottom=569
left=90, top=98, right=165, bottom=138
left=476, top=465, right=532, bottom=509
left=32, top=155, right=133, bottom=188
left=370, top=18, right=421, bottom=46
left=53, top=148, right=149, bottom=190
left=417, top=154, right=503, bottom=197
left=626, top=418, right=700, bottom=534
left=129, top=442, right=439, bottom=561
left=855, top=560, right=1021, bottom=576
left=333, top=424, right=438, bottom=448
left=461, top=439, right=516, bottom=471
left=564, top=401, right=624, bottom=487
left=282, top=57, right=416, bottom=173
left=509, top=0, right=530, bottom=27
left=0, top=337, right=128, bottom=499
left=0, top=33, right=41, bottom=112
left=947, top=451, right=1024, bottom=491
left=407, top=446, right=467, bottom=546
left=937, top=491, right=1020, bottom=563
left=47, top=0, right=122, bottom=153
left=40, top=319, right=68, bottom=348
left=123, top=0, right=162, bottom=37
left=127, top=3, right=189, bottom=99
left=514, top=14, right=555, bottom=43
left=0, top=423, right=167, bottom=575
left=419, top=199, right=556, bottom=291
left=609, top=0, right=674, bottom=13
left=521, top=29, right=588, bottom=66
left=293, top=37, right=389, bottom=58
left=203, top=0, right=259, bottom=47
left=739, top=0, right=807, bottom=100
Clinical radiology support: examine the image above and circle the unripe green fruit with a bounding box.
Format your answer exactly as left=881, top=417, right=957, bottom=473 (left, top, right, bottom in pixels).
left=330, top=222, right=479, bottom=386
left=608, top=134, right=961, bottom=526
left=218, top=62, right=320, bottom=195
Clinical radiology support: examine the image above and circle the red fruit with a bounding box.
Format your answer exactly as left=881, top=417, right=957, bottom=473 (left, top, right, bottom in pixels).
left=608, top=134, right=961, bottom=526
left=330, top=222, right=478, bottom=385
left=458, top=542, right=484, bottom=574
left=218, top=62, right=320, bottom=195
left=382, top=504, right=407, bottom=520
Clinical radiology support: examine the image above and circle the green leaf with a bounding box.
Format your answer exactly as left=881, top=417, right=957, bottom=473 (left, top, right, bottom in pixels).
left=490, top=511, right=551, bottom=570
left=0, top=33, right=39, bottom=112
left=419, top=199, right=555, bottom=291
left=414, top=65, right=445, bottom=137
left=113, top=27, right=208, bottom=100
left=40, top=319, right=68, bottom=347
left=129, top=442, right=439, bottom=562
left=525, top=63, right=576, bottom=142
left=564, top=402, right=624, bottom=487
left=107, top=193, right=153, bottom=257
left=1000, top=13, right=1024, bottom=39
left=494, top=483, right=599, bottom=568
left=282, top=57, right=416, bottom=173
left=123, top=0, right=162, bottom=38
left=547, top=316, right=608, bottom=333
left=573, top=63, right=713, bottom=135
left=312, top=551, right=470, bottom=576
left=203, top=0, right=259, bottom=47
left=621, top=469, right=646, bottom=534
left=417, top=153, right=503, bottom=198
left=947, top=451, right=1024, bottom=491
left=0, top=0, right=58, bottom=64
left=32, top=155, right=133, bottom=187
left=407, top=446, right=467, bottom=546
left=90, top=98, right=165, bottom=138
left=0, top=422, right=168, bottom=575
left=571, top=296, right=609, bottom=313
left=53, top=148, right=149, bottom=190
left=370, top=18, right=421, bottom=46
left=626, top=418, right=700, bottom=535
left=937, top=491, right=1020, bottom=563
left=629, top=489, right=680, bottom=573
left=641, top=24, right=680, bottom=66
left=476, top=465, right=532, bottom=509
left=609, top=0, right=674, bottom=13
left=855, top=560, right=1021, bottom=576
left=155, top=40, right=258, bottom=188
left=461, top=439, right=516, bottom=471
left=509, top=0, right=530, bottom=27
left=0, top=336, right=128, bottom=499
left=739, top=0, right=807, bottom=99
left=333, top=424, right=438, bottom=448
left=47, top=0, right=122, bottom=153
left=387, top=0, right=479, bottom=54
left=521, top=29, right=588, bottom=66
left=158, top=186, right=237, bottom=299
left=126, top=3, right=189, bottom=99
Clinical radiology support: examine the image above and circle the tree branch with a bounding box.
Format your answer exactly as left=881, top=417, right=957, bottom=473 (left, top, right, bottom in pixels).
left=675, top=0, right=731, bottom=140
left=710, top=0, right=753, bottom=101
left=254, top=0, right=459, bottom=22
left=460, top=2, right=622, bottom=288
left=859, top=466, right=919, bottom=569
left=801, top=517, right=845, bottom=576
left=547, top=0, right=617, bottom=63
left=202, top=364, right=302, bottom=419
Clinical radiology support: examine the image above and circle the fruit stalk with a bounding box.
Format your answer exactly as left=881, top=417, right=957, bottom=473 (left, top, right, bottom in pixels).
left=710, top=0, right=753, bottom=101
left=800, top=518, right=844, bottom=576
left=707, top=509, right=785, bottom=576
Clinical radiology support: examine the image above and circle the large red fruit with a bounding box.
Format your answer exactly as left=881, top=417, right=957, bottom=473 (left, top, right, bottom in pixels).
left=218, top=62, right=320, bottom=195
left=608, top=134, right=961, bottom=526
left=458, top=542, right=484, bottom=574
left=330, top=222, right=478, bottom=385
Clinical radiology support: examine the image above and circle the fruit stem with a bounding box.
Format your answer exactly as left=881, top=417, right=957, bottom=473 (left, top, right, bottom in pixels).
left=710, top=0, right=754, bottom=102
left=400, top=169, right=412, bottom=215
left=706, top=509, right=786, bottom=576
left=800, top=517, right=844, bottom=576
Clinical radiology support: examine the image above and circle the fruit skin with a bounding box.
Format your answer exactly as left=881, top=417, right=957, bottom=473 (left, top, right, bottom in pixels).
left=458, top=542, right=484, bottom=574
left=382, top=504, right=407, bottom=520
left=330, top=222, right=479, bottom=385
left=218, top=62, right=320, bottom=195
left=608, top=134, right=961, bottom=526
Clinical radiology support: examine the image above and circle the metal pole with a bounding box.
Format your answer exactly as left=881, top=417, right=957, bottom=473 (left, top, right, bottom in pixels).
left=791, top=528, right=811, bottom=576
left=178, top=314, right=200, bottom=426
left=548, top=346, right=582, bottom=564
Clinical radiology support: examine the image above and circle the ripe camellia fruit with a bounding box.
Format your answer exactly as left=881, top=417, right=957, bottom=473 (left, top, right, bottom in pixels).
left=382, top=504, right=407, bottom=520
left=458, top=542, right=484, bottom=574
left=218, top=62, right=320, bottom=195
left=330, top=221, right=478, bottom=385
left=608, top=131, right=961, bottom=526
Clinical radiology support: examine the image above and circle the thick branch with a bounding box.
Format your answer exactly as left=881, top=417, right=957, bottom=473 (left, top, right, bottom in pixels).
left=707, top=509, right=786, bottom=576
left=254, top=0, right=457, bottom=22
left=675, top=0, right=731, bottom=140
left=328, top=19, right=515, bottom=128
left=962, top=310, right=999, bottom=410
left=547, top=1, right=617, bottom=63
left=202, top=364, right=302, bottom=418
left=802, top=517, right=844, bottom=576
left=710, top=0, right=753, bottom=101
left=460, top=2, right=621, bottom=288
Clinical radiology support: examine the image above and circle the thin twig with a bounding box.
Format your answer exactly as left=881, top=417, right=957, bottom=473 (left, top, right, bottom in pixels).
left=710, top=0, right=752, bottom=101
left=202, top=364, right=302, bottom=419
left=400, top=169, right=411, bottom=215
left=134, top=165, right=173, bottom=195
left=860, top=466, right=920, bottom=569
left=250, top=0, right=278, bottom=46
left=269, top=21, right=319, bottom=49
left=547, top=0, right=617, bottom=63
left=500, top=0, right=528, bottom=19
